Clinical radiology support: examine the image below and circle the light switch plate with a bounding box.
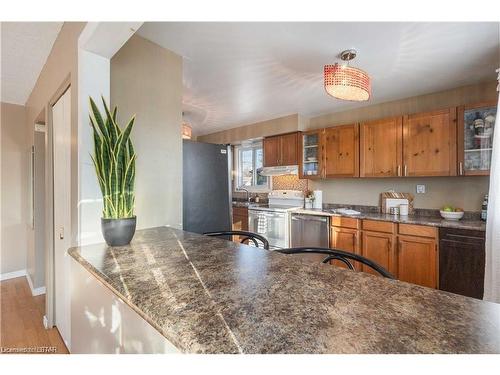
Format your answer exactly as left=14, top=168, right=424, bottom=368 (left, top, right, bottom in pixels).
left=416, top=184, right=426, bottom=194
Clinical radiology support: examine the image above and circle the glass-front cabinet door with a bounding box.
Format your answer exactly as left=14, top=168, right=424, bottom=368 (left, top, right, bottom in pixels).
left=458, top=102, right=497, bottom=176
left=300, top=130, right=324, bottom=179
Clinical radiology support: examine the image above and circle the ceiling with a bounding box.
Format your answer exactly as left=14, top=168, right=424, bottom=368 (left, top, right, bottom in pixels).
left=137, top=22, right=500, bottom=136
left=1, top=22, right=63, bottom=105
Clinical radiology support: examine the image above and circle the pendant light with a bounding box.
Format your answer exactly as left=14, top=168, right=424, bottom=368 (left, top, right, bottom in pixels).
left=324, top=49, right=371, bottom=101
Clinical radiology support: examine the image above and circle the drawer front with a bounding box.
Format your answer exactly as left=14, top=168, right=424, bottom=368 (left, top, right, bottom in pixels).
left=398, top=223, right=437, bottom=238
left=331, top=216, right=360, bottom=229
left=362, top=219, right=395, bottom=233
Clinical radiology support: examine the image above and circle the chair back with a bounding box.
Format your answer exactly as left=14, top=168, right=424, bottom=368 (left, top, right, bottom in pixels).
left=203, top=230, right=270, bottom=250
left=276, top=247, right=394, bottom=278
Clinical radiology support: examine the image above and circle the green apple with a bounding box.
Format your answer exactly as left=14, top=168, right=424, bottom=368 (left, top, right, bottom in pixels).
left=442, top=206, right=454, bottom=212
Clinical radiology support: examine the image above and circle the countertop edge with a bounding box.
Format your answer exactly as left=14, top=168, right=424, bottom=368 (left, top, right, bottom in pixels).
left=293, top=209, right=486, bottom=231
left=68, top=248, right=185, bottom=352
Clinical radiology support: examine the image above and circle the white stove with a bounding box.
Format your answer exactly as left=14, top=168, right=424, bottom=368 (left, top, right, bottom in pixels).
left=248, top=190, right=304, bottom=249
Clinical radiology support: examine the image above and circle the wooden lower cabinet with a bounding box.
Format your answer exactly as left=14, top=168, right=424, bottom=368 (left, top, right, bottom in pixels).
left=329, top=218, right=440, bottom=289
left=361, top=230, right=396, bottom=277
left=232, top=207, right=248, bottom=243
left=397, top=235, right=437, bottom=288
left=330, top=226, right=361, bottom=270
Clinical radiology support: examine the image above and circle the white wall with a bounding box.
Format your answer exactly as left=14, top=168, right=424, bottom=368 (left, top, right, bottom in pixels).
left=77, top=50, right=110, bottom=245
left=0, top=102, right=28, bottom=275
left=76, top=22, right=141, bottom=246
left=111, top=35, right=183, bottom=229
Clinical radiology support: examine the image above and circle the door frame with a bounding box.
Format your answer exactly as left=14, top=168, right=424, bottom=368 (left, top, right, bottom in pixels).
left=45, top=76, right=71, bottom=329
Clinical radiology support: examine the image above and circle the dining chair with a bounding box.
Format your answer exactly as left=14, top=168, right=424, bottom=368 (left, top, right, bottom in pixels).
left=203, top=230, right=270, bottom=250
left=276, top=247, right=394, bottom=278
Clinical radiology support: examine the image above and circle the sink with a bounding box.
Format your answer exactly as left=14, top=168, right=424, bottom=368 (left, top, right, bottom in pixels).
left=330, top=208, right=361, bottom=215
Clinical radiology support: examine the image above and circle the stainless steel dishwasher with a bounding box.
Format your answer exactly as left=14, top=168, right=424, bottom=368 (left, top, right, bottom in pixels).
left=290, top=213, right=330, bottom=262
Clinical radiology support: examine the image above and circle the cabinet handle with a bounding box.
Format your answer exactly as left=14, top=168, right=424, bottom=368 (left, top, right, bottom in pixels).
left=397, top=165, right=401, bottom=177
left=459, top=162, right=463, bottom=176
left=404, top=165, right=408, bottom=176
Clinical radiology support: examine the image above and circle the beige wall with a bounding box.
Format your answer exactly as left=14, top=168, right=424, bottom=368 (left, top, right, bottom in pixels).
left=198, top=114, right=306, bottom=144
left=25, top=22, right=85, bottom=245
left=111, top=35, right=183, bottom=229
left=309, top=177, right=489, bottom=211
left=21, top=22, right=86, bottom=284
left=0, top=102, right=28, bottom=274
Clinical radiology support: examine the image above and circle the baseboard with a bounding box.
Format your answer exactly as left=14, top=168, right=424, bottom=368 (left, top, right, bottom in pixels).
left=0, top=269, right=26, bottom=281
left=26, top=273, right=46, bottom=296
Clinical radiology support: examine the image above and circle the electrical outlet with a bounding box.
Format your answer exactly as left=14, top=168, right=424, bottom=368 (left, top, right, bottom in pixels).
left=416, top=184, right=426, bottom=194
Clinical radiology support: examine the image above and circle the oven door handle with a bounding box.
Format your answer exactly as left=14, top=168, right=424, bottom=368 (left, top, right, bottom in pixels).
left=260, top=213, right=285, bottom=218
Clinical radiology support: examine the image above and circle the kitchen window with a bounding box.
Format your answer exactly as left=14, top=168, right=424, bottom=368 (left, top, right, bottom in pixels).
left=234, top=142, right=270, bottom=192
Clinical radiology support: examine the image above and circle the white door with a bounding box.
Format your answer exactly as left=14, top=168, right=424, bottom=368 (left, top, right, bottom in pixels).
left=53, top=87, right=72, bottom=349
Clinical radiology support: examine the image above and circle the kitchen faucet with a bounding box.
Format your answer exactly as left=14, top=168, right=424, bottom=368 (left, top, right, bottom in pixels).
left=239, top=187, right=251, bottom=202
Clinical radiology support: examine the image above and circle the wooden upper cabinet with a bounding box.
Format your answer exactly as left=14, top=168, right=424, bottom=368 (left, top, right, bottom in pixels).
left=280, top=132, right=299, bottom=166
left=403, top=108, right=457, bottom=176
left=397, top=235, right=437, bottom=289
left=457, top=101, right=497, bottom=176
left=263, top=136, right=281, bottom=167
left=360, top=117, right=403, bottom=177
left=324, top=124, right=359, bottom=178
left=299, top=130, right=324, bottom=179
left=263, top=132, right=299, bottom=167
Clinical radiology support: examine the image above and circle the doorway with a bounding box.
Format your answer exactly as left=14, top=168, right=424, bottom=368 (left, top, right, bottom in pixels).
left=31, top=112, right=47, bottom=298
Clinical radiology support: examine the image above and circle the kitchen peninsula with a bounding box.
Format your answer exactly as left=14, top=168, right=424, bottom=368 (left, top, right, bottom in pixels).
left=69, top=227, right=500, bottom=354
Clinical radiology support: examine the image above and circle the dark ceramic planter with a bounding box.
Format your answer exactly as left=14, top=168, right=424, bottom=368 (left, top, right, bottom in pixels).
left=101, top=216, right=136, bottom=246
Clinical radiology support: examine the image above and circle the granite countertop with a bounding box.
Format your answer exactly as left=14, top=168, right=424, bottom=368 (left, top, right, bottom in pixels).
left=69, top=227, right=500, bottom=354
left=232, top=201, right=254, bottom=208
left=232, top=201, right=270, bottom=208
left=294, top=208, right=486, bottom=231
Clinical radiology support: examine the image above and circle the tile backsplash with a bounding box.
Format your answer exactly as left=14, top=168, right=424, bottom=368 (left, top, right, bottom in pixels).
left=272, top=175, right=309, bottom=193
left=233, top=174, right=309, bottom=201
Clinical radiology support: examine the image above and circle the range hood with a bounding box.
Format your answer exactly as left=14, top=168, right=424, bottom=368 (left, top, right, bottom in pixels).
left=259, top=165, right=298, bottom=177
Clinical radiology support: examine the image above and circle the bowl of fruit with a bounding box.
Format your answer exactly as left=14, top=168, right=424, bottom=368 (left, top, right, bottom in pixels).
left=440, top=206, right=464, bottom=221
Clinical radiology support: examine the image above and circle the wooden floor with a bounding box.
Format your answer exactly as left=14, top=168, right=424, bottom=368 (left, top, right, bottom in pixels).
left=0, top=277, right=68, bottom=354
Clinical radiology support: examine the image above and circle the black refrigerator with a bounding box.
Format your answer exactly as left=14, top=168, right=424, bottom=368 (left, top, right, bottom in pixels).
left=183, top=140, right=232, bottom=234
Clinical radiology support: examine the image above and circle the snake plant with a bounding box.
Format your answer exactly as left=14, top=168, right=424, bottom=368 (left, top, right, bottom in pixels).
left=89, top=96, right=136, bottom=219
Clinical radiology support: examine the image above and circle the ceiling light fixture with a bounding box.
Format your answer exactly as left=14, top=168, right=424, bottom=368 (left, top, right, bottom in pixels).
left=324, top=49, right=371, bottom=101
